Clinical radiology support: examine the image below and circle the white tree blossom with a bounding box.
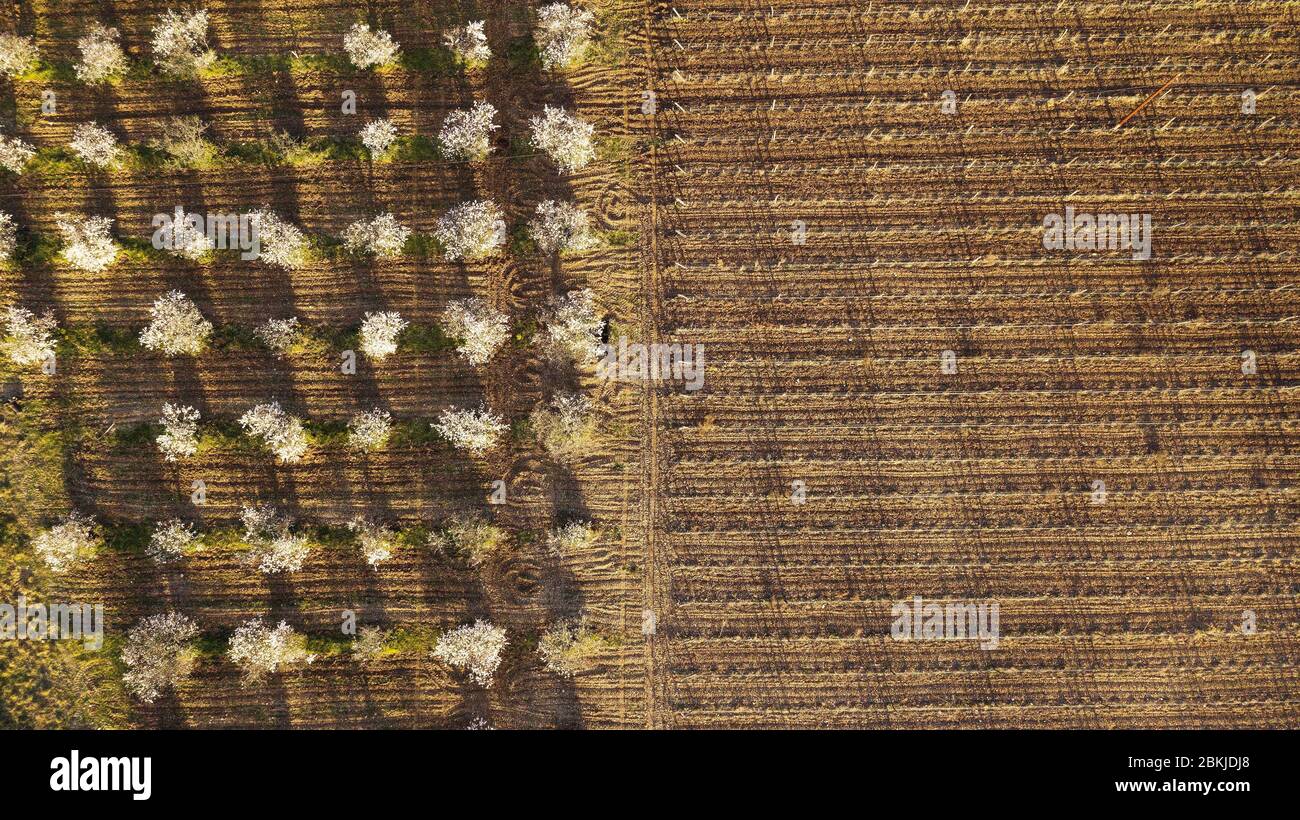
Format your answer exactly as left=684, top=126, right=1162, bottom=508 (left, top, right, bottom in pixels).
left=531, top=392, right=598, bottom=463
left=352, top=625, right=389, bottom=662
left=342, top=213, right=410, bottom=258
left=546, top=520, right=598, bottom=557
left=529, top=106, right=596, bottom=173
left=153, top=116, right=217, bottom=168
left=227, top=618, right=314, bottom=681
left=539, top=288, right=603, bottom=364
left=248, top=209, right=310, bottom=269
left=358, top=310, right=407, bottom=361
left=32, top=512, right=96, bottom=573
left=239, top=504, right=311, bottom=573
left=254, top=316, right=300, bottom=356
left=538, top=617, right=605, bottom=677
left=0, top=33, right=38, bottom=78
left=147, top=518, right=201, bottom=564
left=438, top=101, right=498, bottom=161
left=55, top=213, right=119, bottom=272
left=156, top=402, right=200, bottom=462
left=431, top=513, right=506, bottom=567
left=0, top=133, right=36, bottom=174
left=239, top=504, right=288, bottom=541
left=2, top=306, right=56, bottom=367
left=156, top=208, right=215, bottom=260
left=433, top=199, right=504, bottom=261
left=263, top=531, right=306, bottom=566
left=75, top=25, right=128, bottom=84
left=432, top=620, right=506, bottom=686
left=358, top=118, right=398, bottom=156
left=343, top=22, right=400, bottom=69
left=68, top=122, right=122, bottom=168
left=349, top=517, right=396, bottom=568
left=433, top=405, right=506, bottom=455
left=122, top=612, right=200, bottom=702
left=238, top=402, right=309, bottom=464
left=529, top=199, right=595, bottom=255
left=443, top=21, right=490, bottom=66
left=0, top=211, right=14, bottom=261
left=139, top=290, right=212, bottom=356
left=347, top=408, right=392, bottom=451
left=151, top=9, right=215, bottom=76
left=536, top=3, right=595, bottom=69
left=441, top=297, right=508, bottom=367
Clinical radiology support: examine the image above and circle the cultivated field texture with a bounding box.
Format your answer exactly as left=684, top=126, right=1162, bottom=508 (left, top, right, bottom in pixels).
left=1, top=0, right=1298, bottom=729
left=636, top=0, right=1300, bottom=727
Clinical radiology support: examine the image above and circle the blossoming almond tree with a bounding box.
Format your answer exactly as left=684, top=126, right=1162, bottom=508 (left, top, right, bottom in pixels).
left=358, top=118, right=398, bottom=157
left=433, top=405, right=507, bottom=455
left=349, top=517, right=397, bottom=568
left=437, top=101, right=498, bottom=161
left=0, top=211, right=13, bottom=261
left=248, top=208, right=309, bottom=269
left=151, top=9, right=215, bottom=77
left=443, top=21, right=490, bottom=66
left=227, top=618, right=315, bottom=682
left=343, top=23, right=400, bottom=69
left=342, top=213, right=410, bottom=258
left=546, top=520, right=599, bottom=558
left=529, top=199, right=596, bottom=255
left=0, top=34, right=38, bottom=78
left=75, top=25, right=128, bottom=84
left=239, top=504, right=311, bottom=573
left=531, top=392, right=598, bottom=464
left=139, top=291, right=212, bottom=356
left=433, top=199, right=505, bottom=261
left=441, top=297, right=509, bottom=366
left=68, top=122, right=122, bottom=168
left=432, top=620, right=506, bottom=686
left=359, top=310, right=407, bottom=361
left=156, top=208, right=215, bottom=260
left=431, top=514, right=507, bottom=567
left=238, top=403, right=309, bottom=464
left=352, top=625, right=389, bottom=663
left=147, top=518, right=201, bottom=564
left=32, top=512, right=96, bottom=573
left=536, top=3, right=596, bottom=69
left=347, top=408, right=392, bottom=451
left=156, top=402, right=201, bottom=462
left=0, top=132, right=36, bottom=174
left=254, top=316, right=300, bottom=356
left=55, top=213, right=119, bottom=272
left=538, top=288, right=604, bottom=364
left=529, top=105, right=595, bottom=173
left=122, top=612, right=200, bottom=702
left=2, top=306, right=56, bottom=367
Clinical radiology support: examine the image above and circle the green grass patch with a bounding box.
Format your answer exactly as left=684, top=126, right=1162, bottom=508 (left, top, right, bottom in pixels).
left=401, top=323, right=457, bottom=354
left=602, top=228, right=638, bottom=247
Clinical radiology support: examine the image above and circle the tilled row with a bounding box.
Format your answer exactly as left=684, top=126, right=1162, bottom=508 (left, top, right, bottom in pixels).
left=661, top=487, right=1300, bottom=528
left=670, top=419, right=1300, bottom=459
left=668, top=561, right=1299, bottom=601
left=663, top=525, right=1299, bottom=564
left=667, top=452, right=1300, bottom=494
left=675, top=351, right=1300, bottom=391
left=662, top=261, right=1299, bottom=297
left=665, top=596, right=1300, bottom=638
